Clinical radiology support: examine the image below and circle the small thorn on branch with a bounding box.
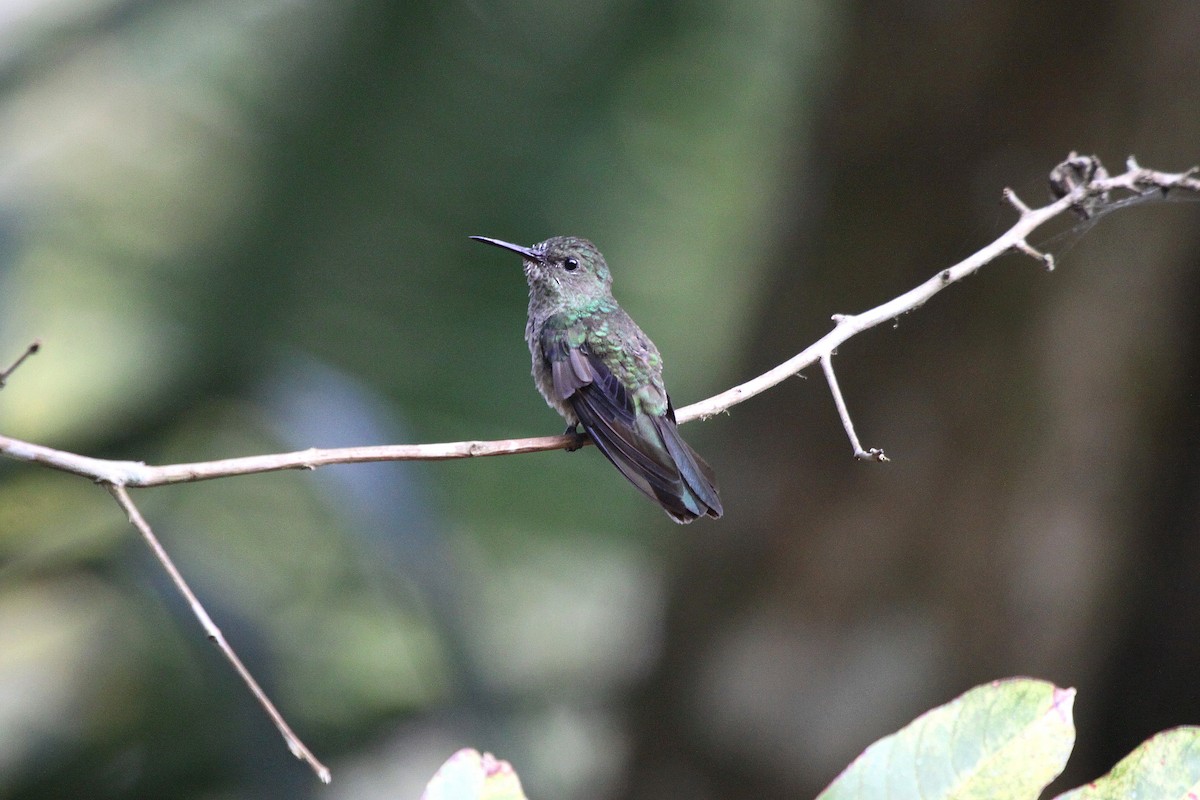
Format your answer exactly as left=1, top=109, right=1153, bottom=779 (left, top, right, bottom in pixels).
left=1012, top=239, right=1055, bottom=271
left=0, top=339, right=41, bottom=388
left=1003, top=187, right=1032, bottom=215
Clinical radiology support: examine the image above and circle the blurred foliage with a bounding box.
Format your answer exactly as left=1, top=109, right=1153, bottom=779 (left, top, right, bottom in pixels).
left=0, top=0, right=833, bottom=797
left=426, top=684, right=1200, bottom=800
left=421, top=749, right=528, bottom=800
left=818, top=679, right=1076, bottom=800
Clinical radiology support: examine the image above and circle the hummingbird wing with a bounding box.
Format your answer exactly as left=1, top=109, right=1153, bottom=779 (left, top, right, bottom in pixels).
left=540, top=315, right=722, bottom=523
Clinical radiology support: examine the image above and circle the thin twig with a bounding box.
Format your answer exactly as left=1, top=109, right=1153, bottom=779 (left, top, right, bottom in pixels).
left=821, top=354, right=887, bottom=462
left=0, top=340, right=40, bottom=388
left=105, top=483, right=332, bottom=784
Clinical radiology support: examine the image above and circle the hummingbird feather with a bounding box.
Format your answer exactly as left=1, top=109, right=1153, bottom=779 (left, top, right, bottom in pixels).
left=540, top=317, right=722, bottom=523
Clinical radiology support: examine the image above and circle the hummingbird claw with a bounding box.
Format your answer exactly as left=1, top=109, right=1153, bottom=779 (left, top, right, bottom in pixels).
left=563, top=425, right=587, bottom=452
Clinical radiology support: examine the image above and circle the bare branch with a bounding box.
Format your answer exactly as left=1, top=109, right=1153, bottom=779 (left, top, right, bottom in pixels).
left=106, top=484, right=332, bottom=784
left=0, top=340, right=40, bottom=388
left=820, top=354, right=887, bottom=462
left=679, top=156, right=1199, bottom=423
left=0, top=431, right=585, bottom=486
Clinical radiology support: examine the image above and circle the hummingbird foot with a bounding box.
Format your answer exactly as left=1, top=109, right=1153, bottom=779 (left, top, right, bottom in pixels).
left=562, top=424, right=587, bottom=452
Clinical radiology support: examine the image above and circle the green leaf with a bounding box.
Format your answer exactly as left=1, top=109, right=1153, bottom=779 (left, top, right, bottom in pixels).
left=421, top=748, right=528, bottom=800
left=1055, top=726, right=1200, bottom=800
left=817, top=678, right=1076, bottom=800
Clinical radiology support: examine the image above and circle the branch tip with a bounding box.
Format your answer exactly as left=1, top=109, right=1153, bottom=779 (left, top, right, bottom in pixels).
left=1013, top=239, right=1053, bottom=269
left=1003, top=187, right=1031, bottom=214
left=0, top=340, right=42, bottom=387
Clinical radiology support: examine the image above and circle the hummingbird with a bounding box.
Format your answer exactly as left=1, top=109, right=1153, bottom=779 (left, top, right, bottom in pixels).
left=471, top=235, right=722, bottom=523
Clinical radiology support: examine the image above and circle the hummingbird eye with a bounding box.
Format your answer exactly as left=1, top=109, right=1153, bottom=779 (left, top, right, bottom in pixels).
left=563, top=257, right=579, bottom=271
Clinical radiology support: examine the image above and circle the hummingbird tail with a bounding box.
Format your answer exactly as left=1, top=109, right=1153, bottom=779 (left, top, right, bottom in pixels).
left=552, top=337, right=723, bottom=523
left=575, top=393, right=723, bottom=523
left=652, top=414, right=723, bottom=523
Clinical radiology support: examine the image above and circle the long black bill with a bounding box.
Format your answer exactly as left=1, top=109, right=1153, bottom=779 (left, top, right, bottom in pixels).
left=469, top=235, right=543, bottom=262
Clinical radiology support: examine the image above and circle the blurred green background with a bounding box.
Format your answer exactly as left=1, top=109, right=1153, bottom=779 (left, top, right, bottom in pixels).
left=2, top=1, right=1199, bottom=798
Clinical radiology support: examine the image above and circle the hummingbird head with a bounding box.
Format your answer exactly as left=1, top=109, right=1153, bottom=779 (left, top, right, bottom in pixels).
left=471, top=235, right=613, bottom=304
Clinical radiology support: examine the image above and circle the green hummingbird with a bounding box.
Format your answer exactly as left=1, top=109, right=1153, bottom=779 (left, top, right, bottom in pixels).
left=471, top=235, right=723, bottom=523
